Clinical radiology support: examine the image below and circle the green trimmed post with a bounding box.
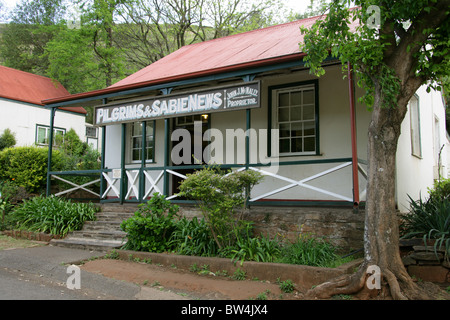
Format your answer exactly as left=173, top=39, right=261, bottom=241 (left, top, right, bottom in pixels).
left=46, top=107, right=56, bottom=197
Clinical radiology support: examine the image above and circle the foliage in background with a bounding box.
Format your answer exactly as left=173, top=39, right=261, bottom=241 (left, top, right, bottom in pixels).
left=277, top=233, right=342, bottom=268
left=56, top=128, right=100, bottom=172
left=0, top=129, right=17, bottom=151
left=178, top=166, right=263, bottom=249
left=169, top=216, right=219, bottom=257
left=7, top=195, right=98, bottom=236
left=0, top=146, right=63, bottom=193
left=121, top=193, right=180, bottom=252
left=120, top=192, right=349, bottom=268
left=0, top=0, right=290, bottom=98
left=401, top=180, right=450, bottom=261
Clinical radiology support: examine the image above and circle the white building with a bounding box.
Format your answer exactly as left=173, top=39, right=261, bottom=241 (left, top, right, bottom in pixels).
left=42, top=17, right=447, bottom=214
left=0, top=65, right=86, bottom=148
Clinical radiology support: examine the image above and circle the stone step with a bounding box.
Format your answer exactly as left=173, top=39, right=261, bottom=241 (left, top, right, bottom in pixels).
left=95, top=212, right=134, bottom=222
left=50, top=204, right=137, bottom=251
left=50, top=237, right=125, bottom=252
left=97, top=204, right=139, bottom=213
left=70, top=230, right=127, bottom=241
left=83, top=221, right=123, bottom=231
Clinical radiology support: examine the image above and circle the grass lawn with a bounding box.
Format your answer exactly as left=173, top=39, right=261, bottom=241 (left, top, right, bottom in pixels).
left=0, top=234, right=46, bottom=250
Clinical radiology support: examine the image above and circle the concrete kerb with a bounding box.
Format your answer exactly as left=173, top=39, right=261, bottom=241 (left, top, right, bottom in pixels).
left=114, top=249, right=363, bottom=291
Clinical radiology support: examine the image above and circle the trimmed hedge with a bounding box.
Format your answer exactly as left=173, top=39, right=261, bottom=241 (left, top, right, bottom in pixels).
left=0, top=146, right=63, bottom=193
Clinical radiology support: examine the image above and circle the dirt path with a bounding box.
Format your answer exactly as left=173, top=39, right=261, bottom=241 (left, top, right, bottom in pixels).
left=81, top=259, right=304, bottom=300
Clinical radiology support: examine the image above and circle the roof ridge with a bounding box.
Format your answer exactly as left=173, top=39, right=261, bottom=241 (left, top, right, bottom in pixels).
left=183, top=15, right=321, bottom=49
left=0, top=64, right=59, bottom=83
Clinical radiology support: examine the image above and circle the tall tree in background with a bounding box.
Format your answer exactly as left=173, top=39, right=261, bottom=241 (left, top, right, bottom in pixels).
left=115, top=0, right=283, bottom=69
left=0, top=0, right=66, bottom=75
left=79, top=0, right=125, bottom=87
left=301, top=0, right=449, bottom=299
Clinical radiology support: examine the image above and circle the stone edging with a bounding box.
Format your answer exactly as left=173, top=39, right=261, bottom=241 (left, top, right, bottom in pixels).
left=116, top=249, right=362, bottom=291
left=2, top=230, right=61, bottom=242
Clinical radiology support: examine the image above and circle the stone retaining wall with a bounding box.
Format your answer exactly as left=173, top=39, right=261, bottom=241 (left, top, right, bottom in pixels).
left=179, top=205, right=365, bottom=252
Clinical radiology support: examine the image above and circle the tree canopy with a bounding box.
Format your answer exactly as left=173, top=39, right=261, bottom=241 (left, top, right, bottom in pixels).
left=300, top=0, right=449, bottom=300
left=0, top=0, right=290, bottom=96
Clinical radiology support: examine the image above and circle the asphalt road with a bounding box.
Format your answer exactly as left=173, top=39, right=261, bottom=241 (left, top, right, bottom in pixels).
left=0, top=245, right=187, bottom=300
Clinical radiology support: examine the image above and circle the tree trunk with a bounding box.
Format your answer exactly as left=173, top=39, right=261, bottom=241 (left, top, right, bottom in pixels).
left=305, top=84, right=431, bottom=300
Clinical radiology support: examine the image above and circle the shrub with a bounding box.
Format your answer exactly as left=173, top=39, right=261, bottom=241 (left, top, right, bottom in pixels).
left=225, top=232, right=281, bottom=264
left=0, top=146, right=63, bottom=193
left=278, top=279, right=295, bottom=293
left=428, top=178, right=450, bottom=202
left=169, top=216, right=219, bottom=257
left=178, top=166, right=263, bottom=249
left=400, top=195, right=449, bottom=261
left=8, top=195, right=98, bottom=236
left=278, top=234, right=341, bottom=267
left=121, top=193, right=180, bottom=252
left=0, top=129, right=16, bottom=151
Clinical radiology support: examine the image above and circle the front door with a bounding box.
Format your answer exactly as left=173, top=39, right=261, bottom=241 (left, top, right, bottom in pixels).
left=171, top=114, right=209, bottom=195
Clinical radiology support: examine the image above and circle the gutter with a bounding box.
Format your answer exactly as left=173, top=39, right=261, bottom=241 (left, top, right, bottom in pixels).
left=41, top=53, right=307, bottom=107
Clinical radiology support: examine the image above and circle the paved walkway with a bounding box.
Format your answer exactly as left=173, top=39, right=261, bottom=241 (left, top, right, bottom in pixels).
left=0, top=245, right=187, bottom=300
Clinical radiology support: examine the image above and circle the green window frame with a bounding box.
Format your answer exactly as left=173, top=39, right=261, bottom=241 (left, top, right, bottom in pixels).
left=35, top=124, right=65, bottom=146
left=129, top=121, right=155, bottom=163
left=269, top=80, right=319, bottom=156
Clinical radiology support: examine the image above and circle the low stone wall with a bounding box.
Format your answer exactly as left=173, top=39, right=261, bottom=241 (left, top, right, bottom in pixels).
left=118, top=250, right=362, bottom=291
left=179, top=205, right=365, bottom=252
left=401, top=241, right=450, bottom=283
left=2, top=230, right=61, bottom=242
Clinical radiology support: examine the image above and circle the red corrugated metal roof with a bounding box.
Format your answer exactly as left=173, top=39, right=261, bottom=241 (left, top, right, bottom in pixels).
left=42, top=13, right=345, bottom=106
left=0, top=65, right=86, bottom=114
left=110, top=17, right=319, bottom=88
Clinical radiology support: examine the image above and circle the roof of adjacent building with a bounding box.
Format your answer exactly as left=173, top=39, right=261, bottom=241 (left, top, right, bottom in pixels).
left=0, top=65, right=86, bottom=114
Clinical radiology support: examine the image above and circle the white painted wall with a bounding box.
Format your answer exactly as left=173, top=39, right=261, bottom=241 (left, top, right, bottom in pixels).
left=396, top=85, right=447, bottom=212
left=0, top=99, right=86, bottom=147
left=101, top=65, right=447, bottom=207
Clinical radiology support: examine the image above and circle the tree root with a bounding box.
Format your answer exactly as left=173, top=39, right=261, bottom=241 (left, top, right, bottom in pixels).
left=304, top=263, right=442, bottom=300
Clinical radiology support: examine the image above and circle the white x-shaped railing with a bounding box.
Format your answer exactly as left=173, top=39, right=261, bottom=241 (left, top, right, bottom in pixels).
left=52, top=175, right=101, bottom=198
left=103, top=161, right=366, bottom=203
left=248, top=162, right=354, bottom=202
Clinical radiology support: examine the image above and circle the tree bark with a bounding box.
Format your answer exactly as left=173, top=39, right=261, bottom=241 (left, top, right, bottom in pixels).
left=306, top=82, right=430, bottom=300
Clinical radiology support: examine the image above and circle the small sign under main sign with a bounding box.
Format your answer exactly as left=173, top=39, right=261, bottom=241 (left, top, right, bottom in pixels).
left=94, top=81, right=260, bottom=126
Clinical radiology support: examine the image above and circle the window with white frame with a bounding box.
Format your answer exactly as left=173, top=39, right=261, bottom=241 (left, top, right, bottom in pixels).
left=409, top=95, right=422, bottom=158
left=36, top=125, right=65, bottom=146
left=272, top=82, right=318, bottom=155
left=129, top=121, right=155, bottom=163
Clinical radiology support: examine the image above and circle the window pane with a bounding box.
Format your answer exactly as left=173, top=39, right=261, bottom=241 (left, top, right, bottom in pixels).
left=290, top=91, right=301, bottom=106
left=279, top=93, right=289, bottom=107
left=279, top=123, right=290, bottom=138
left=133, top=122, right=143, bottom=136
left=303, top=89, right=314, bottom=104
left=291, top=122, right=302, bottom=137
left=304, top=137, right=315, bottom=152
left=291, top=107, right=302, bottom=121
left=37, top=127, right=47, bottom=144
left=303, top=105, right=315, bottom=120
left=291, top=138, right=303, bottom=153
left=304, top=121, right=315, bottom=136
left=279, top=139, right=290, bottom=153
left=132, top=149, right=141, bottom=161
left=278, top=107, right=289, bottom=122
left=133, top=137, right=142, bottom=149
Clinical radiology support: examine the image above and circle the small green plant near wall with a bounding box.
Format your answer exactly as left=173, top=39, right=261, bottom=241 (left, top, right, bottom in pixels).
left=121, top=194, right=180, bottom=252
left=178, top=166, right=263, bottom=249
left=400, top=179, right=450, bottom=262
left=7, top=195, right=98, bottom=236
